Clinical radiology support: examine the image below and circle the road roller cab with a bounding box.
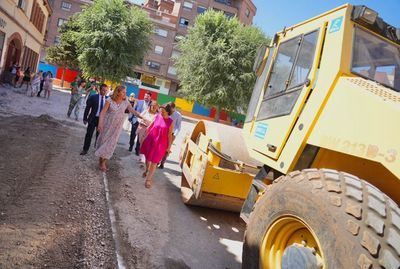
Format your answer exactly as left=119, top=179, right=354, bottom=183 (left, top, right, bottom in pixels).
left=243, top=3, right=400, bottom=201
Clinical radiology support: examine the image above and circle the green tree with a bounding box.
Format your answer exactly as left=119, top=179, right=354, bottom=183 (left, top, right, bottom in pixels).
left=75, top=0, right=153, bottom=83
left=175, top=11, right=268, bottom=120
left=45, top=16, right=79, bottom=87
left=45, top=15, right=80, bottom=87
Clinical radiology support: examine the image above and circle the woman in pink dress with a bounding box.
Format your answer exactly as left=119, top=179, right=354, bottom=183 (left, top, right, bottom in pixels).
left=96, top=85, right=141, bottom=171
left=140, top=103, right=174, bottom=188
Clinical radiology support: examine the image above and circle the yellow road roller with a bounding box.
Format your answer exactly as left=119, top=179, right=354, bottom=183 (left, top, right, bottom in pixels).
left=179, top=120, right=262, bottom=212
left=179, top=4, right=400, bottom=268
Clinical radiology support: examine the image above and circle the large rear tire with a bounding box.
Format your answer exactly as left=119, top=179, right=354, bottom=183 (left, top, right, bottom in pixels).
left=243, top=169, right=400, bottom=269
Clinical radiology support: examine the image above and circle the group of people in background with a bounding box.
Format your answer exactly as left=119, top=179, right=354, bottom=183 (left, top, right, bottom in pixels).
left=77, top=78, right=182, bottom=189
left=9, top=62, right=54, bottom=99
left=67, top=77, right=104, bottom=121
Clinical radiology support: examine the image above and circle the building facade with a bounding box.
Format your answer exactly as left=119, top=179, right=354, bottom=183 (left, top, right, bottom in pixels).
left=0, top=0, right=52, bottom=80
left=41, top=0, right=91, bottom=59
left=134, top=0, right=256, bottom=95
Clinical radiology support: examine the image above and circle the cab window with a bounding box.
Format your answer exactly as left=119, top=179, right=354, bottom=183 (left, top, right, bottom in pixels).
left=352, top=27, right=400, bottom=92
left=257, top=30, right=319, bottom=120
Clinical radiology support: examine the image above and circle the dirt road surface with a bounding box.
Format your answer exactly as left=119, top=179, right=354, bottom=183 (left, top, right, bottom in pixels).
left=0, top=84, right=246, bottom=268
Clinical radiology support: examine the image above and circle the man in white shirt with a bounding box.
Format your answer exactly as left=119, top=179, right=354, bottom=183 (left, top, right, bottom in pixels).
left=80, top=84, right=108, bottom=155
left=159, top=102, right=182, bottom=169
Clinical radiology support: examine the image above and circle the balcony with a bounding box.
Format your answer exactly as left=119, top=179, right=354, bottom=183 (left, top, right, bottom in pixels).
left=214, top=0, right=241, bottom=9
left=212, top=0, right=238, bottom=15
left=214, top=0, right=232, bottom=6
left=149, top=17, right=176, bottom=28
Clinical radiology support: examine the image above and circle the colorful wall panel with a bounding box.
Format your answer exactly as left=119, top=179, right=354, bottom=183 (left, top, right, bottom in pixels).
left=219, top=110, right=228, bottom=121
left=229, top=111, right=245, bottom=122
left=56, top=68, right=79, bottom=83
left=37, top=63, right=246, bottom=123
left=175, top=98, right=194, bottom=112
left=210, top=107, right=228, bottom=121
left=192, top=102, right=211, bottom=117
left=125, top=82, right=139, bottom=97
left=210, top=107, right=216, bottom=119
left=157, top=94, right=176, bottom=105
left=138, top=88, right=158, bottom=101
left=38, top=63, right=57, bottom=77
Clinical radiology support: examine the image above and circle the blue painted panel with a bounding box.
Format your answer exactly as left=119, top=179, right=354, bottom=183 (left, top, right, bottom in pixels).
left=38, top=62, right=57, bottom=77
left=125, top=82, right=139, bottom=97
left=192, top=102, right=211, bottom=117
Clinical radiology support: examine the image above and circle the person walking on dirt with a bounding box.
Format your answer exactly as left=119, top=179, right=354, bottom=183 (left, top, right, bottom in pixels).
left=87, top=83, right=98, bottom=97
left=10, top=62, right=20, bottom=87
left=129, top=91, right=152, bottom=154
left=19, top=67, right=31, bottom=90
left=67, top=79, right=80, bottom=117
left=158, top=102, right=182, bottom=169
left=27, top=71, right=42, bottom=97
left=126, top=93, right=137, bottom=112
left=80, top=84, right=109, bottom=155
left=67, top=80, right=86, bottom=121
left=43, top=72, right=53, bottom=99
left=140, top=103, right=174, bottom=188
left=95, top=85, right=142, bottom=172
left=37, top=70, right=47, bottom=97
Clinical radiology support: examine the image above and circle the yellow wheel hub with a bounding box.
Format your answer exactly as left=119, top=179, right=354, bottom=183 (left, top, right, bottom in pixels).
left=260, top=216, right=325, bottom=269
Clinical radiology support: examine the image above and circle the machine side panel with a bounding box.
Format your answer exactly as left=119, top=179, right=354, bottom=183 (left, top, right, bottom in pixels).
left=308, top=77, right=400, bottom=179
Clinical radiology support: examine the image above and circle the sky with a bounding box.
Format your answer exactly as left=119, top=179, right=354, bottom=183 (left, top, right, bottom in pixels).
left=252, top=0, right=400, bottom=37
left=130, top=0, right=400, bottom=37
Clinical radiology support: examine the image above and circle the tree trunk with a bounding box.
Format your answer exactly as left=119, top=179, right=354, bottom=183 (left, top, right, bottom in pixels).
left=214, top=106, right=220, bottom=122
left=61, top=67, right=66, bottom=88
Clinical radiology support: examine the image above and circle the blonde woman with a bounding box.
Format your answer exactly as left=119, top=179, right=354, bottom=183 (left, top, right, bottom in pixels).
left=95, top=85, right=142, bottom=171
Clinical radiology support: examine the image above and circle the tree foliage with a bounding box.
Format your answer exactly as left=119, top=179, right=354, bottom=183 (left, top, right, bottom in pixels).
left=75, top=0, right=153, bottom=82
left=45, top=15, right=80, bottom=70
left=175, top=11, right=268, bottom=113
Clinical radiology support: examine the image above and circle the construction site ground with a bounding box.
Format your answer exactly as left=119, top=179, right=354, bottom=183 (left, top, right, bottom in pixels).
left=0, top=84, right=245, bottom=269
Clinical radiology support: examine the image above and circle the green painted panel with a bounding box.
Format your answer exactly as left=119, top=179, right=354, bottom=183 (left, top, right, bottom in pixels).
left=157, top=94, right=176, bottom=105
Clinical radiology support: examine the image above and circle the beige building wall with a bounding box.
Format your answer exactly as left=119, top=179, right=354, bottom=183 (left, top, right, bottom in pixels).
left=0, top=0, right=51, bottom=77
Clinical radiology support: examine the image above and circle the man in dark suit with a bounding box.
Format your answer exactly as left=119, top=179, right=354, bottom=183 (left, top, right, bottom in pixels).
left=80, top=84, right=108, bottom=155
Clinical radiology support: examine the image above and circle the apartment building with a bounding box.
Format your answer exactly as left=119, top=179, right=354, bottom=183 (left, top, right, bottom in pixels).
left=41, top=0, right=91, bottom=59
left=0, top=0, right=52, bottom=80
left=134, top=0, right=256, bottom=95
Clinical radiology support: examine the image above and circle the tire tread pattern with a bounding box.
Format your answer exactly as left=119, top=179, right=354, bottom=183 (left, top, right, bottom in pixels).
left=277, top=169, right=400, bottom=269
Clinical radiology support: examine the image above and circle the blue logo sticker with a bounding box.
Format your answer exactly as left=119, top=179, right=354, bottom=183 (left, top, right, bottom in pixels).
left=254, top=123, right=269, bottom=139
left=329, top=16, right=343, bottom=33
